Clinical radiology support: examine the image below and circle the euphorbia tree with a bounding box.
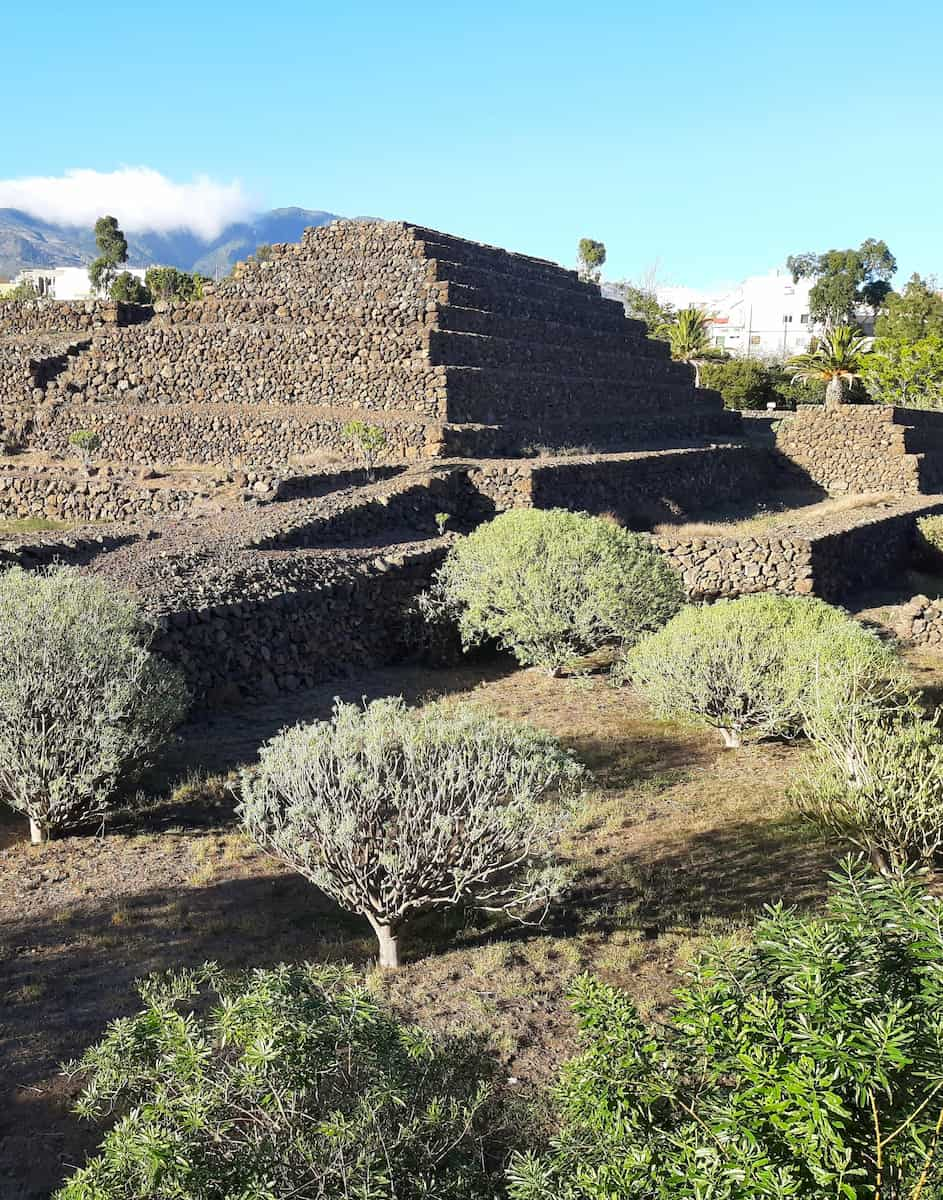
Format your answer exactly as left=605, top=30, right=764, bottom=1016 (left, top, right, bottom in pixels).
left=786, top=324, right=872, bottom=409
left=239, top=697, right=585, bottom=967
left=0, top=566, right=188, bottom=843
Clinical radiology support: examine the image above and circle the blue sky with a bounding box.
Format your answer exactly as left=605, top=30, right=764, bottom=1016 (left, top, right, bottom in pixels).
left=4, top=0, right=942, bottom=288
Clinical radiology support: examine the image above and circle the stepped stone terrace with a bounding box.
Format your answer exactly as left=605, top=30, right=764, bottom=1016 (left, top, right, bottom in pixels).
left=0, top=219, right=941, bottom=701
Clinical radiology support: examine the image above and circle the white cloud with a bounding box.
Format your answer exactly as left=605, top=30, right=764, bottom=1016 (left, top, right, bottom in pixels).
left=0, top=167, right=256, bottom=239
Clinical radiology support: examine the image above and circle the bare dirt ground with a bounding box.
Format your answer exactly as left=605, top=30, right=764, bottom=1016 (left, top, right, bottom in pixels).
left=3, top=650, right=940, bottom=1199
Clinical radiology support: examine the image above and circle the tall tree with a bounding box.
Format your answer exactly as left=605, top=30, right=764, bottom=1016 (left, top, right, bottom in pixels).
left=787, top=239, right=896, bottom=325
left=88, top=215, right=129, bottom=296
left=577, top=238, right=606, bottom=284
left=875, top=274, right=943, bottom=342
left=786, top=325, right=872, bottom=409
left=658, top=307, right=725, bottom=387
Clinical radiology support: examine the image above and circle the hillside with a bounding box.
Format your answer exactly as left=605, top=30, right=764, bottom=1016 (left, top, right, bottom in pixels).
left=0, top=206, right=340, bottom=278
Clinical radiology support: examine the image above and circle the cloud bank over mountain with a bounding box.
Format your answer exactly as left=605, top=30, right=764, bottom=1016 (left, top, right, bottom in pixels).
left=0, top=167, right=256, bottom=239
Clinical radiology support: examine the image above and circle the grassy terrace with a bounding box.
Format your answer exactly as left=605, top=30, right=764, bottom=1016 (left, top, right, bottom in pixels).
left=6, top=648, right=943, bottom=1195
left=0, top=517, right=85, bottom=536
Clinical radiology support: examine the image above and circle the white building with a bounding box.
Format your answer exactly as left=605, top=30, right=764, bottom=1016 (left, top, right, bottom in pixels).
left=12, top=266, right=147, bottom=301
left=657, top=269, right=822, bottom=359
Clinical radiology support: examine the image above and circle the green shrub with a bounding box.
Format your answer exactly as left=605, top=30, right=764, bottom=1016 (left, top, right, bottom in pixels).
left=341, top=419, right=387, bottom=479
left=109, top=271, right=151, bottom=304
left=433, top=509, right=684, bottom=673
left=144, top=266, right=204, bottom=303
left=792, top=702, right=943, bottom=872
left=240, top=697, right=585, bottom=967
left=616, top=594, right=903, bottom=747
left=916, top=514, right=943, bottom=568
left=508, top=862, right=943, bottom=1200
left=68, top=427, right=101, bottom=467
left=4, top=279, right=43, bottom=302
left=699, top=358, right=776, bottom=410
left=59, top=962, right=518, bottom=1200
left=0, top=566, right=188, bottom=843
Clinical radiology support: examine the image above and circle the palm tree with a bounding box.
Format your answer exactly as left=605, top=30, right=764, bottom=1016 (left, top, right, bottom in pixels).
left=657, top=307, right=725, bottom=387
left=785, top=325, right=873, bottom=410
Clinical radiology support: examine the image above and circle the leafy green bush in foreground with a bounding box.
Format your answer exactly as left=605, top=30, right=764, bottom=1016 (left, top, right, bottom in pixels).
left=617, top=593, right=904, bottom=747
left=433, top=508, right=684, bottom=673
left=59, top=963, right=517, bottom=1200
left=510, top=862, right=943, bottom=1200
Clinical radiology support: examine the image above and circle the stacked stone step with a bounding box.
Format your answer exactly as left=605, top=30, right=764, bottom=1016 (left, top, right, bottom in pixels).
left=407, top=226, right=740, bottom=453
left=10, top=220, right=742, bottom=466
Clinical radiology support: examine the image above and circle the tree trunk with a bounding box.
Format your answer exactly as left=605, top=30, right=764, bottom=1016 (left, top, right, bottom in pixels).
left=692, top=360, right=701, bottom=388
left=368, top=917, right=401, bottom=969
left=29, top=817, right=46, bottom=845
left=719, top=727, right=742, bottom=749
left=825, top=376, right=845, bottom=410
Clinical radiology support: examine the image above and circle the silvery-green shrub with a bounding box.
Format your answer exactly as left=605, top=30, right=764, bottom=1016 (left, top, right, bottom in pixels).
left=616, top=593, right=905, bottom=748
left=432, top=508, right=684, bottom=673
left=0, top=566, right=188, bottom=843
left=792, top=702, right=943, bottom=873
left=239, top=696, right=586, bottom=967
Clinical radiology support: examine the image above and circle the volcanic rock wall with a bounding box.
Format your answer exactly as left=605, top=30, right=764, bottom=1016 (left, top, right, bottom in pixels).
left=774, top=406, right=943, bottom=495
left=2, top=221, right=742, bottom=467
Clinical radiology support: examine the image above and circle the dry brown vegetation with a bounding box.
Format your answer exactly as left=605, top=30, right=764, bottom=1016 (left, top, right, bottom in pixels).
left=3, top=651, right=943, bottom=1198
left=653, top=490, right=898, bottom=538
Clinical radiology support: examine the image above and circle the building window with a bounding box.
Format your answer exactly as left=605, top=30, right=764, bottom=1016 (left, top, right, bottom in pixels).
left=714, top=335, right=725, bottom=348
left=750, top=334, right=761, bottom=346
left=800, top=313, right=809, bottom=324
left=783, top=314, right=793, bottom=323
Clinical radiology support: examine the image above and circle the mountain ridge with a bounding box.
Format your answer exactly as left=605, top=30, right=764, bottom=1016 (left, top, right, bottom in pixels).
left=0, top=207, right=341, bottom=279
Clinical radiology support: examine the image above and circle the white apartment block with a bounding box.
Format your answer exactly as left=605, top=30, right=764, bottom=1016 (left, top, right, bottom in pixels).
left=12, top=266, right=147, bottom=301
left=657, top=270, right=823, bottom=359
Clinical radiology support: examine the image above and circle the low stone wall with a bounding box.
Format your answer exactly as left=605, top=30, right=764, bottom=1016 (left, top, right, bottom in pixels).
left=657, top=496, right=943, bottom=603
left=774, top=406, right=928, bottom=494
left=0, top=345, right=34, bottom=412
left=150, top=544, right=444, bottom=703
left=0, top=300, right=151, bottom=336
left=256, top=466, right=488, bottom=548
left=467, top=446, right=782, bottom=528
left=29, top=402, right=441, bottom=467
left=0, top=463, right=282, bottom=524
left=0, top=336, right=89, bottom=419
left=656, top=533, right=813, bottom=600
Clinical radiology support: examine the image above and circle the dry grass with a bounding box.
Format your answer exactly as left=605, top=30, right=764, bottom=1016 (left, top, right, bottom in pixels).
left=655, top=492, right=898, bottom=539
left=0, top=517, right=82, bottom=535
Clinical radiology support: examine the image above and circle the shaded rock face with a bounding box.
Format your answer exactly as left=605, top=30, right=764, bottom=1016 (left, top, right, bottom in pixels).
left=657, top=496, right=943, bottom=604
left=774, top=406, right=943, bottom=496
left=0, top=220, right=740, bottom=467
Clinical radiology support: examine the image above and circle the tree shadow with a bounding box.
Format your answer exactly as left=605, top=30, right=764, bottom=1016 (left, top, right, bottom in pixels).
left=0, top=868, right=372, bottom=1200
